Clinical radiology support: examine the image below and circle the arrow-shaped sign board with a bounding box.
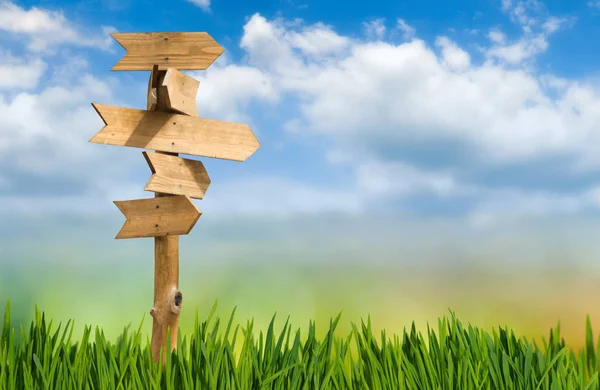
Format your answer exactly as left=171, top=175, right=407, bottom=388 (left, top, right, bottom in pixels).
left=114, top=195, right=201, bottom=239
left=111, top=32, right=224, bottom=71
left=161, top=68, right=200, bottom=116
left=148, top=67, right=200, bottom=116
left=90, top=104, right=260, bottom=162
left=143, top=151, right=211, bottom=199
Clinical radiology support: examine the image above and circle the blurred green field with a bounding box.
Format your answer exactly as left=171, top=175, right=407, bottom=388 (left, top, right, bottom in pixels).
left=2, top=261, right=599, bottom=353
left=1, top=212, right=600, bottom=353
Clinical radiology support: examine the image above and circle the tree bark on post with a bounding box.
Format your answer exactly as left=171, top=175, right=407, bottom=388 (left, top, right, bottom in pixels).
left=147, top=65, right=183, bottom=364
left=150, top=231, right=181, bottom=364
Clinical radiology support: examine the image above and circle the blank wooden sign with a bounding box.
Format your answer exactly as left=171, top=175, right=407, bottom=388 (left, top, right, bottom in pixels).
left=114, top=195, right=201, bottom=239
left=111, top=32, right=224, bottom=71
left=143, top=151, right=211, bottom=199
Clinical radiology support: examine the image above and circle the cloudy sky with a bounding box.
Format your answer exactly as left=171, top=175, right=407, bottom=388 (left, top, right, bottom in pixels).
left=1, top=0, right=600, bottom=226
left=2, top=0, right=600, bottom=346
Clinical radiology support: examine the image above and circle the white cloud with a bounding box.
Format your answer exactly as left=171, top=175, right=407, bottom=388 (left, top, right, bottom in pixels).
left=50, top=55, right=89, bottom=85
left=436, top=36, right=470, bottom=71
left=202, top=177, right=363, bottom=213
left=485, top=0, right=573, bottom=65
left=466, top=186, right=600, bottom=228
left=1, top=0, right=598, bottom=221
left=355, top=161, right=467, bottom=198
left=542, top=16, right=567, bottom=34
left=190, top=11, right=600, bottom=218
left=395, top=18, right=415, bottom=40
left=486, top=34, right=549, bottom=64
left=240, top=14, right=350, bottom=74
left=0, top=68, right=179, bottom=216
left=501, top=0, right=546, bottom=31
left=488, top=29, right=506, bottom=44
left=237, top=13, right=600, bottom=168
left=240, top=14, right=306, bottom=75
left=0, top=56, right=46, bottom=90
left=363, top=19, right=386, bottom=40
left=0, top=180, right=144, bottom=214
left=189, top=63, right=279, bottom=122
left=0, top=66, right=151, bottom=211
left=287, top=23, right=351, bottom=57
left=186, top=0, right=211, bottom=12
left=0, top=1, right=114, bottom=52
left=589, top=0, right=600, bottom=9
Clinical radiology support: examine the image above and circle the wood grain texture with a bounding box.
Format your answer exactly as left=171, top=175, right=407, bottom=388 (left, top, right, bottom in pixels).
left=111, top=32, right=224, bottom=71
left=150, top=234, right=180, bottom=365
left=90, top=104, right=260, bottom=161
left=143, top=151, right=210, bottom=199
left=148, top=73, right=185, bottom=365
left=113, top=195, right=201, bottom=239
left=161, top=68, right=199, bottom=116
left=147, top=65, right=160, bottom=111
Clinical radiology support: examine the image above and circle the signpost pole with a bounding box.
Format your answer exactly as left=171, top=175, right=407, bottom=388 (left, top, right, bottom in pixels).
left=151, top=218, right=181, bottom=364
left=149, top=66, right=183, bottom=364
left=89, top=32, right=260, bottom=364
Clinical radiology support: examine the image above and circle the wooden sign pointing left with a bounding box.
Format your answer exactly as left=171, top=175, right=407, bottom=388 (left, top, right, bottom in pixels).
left=143, top=151, right=211, bottom=199
left=111, top=32, right=224, bottom=71
left=114, top=195, right=201, bottom=239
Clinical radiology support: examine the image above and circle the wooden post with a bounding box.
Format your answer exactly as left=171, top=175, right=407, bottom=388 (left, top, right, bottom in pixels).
left=150, top=233, right=181, bottom=363
left=149, top=67, right=182, bottom=364
left=89, top=32, right=260, bottom=365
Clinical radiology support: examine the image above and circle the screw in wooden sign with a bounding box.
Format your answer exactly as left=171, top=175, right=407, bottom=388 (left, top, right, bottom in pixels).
left=89, top=32, right=260, bottom=364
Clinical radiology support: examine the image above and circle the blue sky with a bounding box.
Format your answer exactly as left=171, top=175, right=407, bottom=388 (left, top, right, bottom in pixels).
left=1, top=0, right=600, bottom=234
left=4, top=0, right=600, bottom=345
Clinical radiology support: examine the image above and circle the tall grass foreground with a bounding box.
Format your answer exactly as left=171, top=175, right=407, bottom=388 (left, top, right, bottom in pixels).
left=1, top=300, right=599, bottom=389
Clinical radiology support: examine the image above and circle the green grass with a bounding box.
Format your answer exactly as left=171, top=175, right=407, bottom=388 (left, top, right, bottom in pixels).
left=1, top=300, right=599, bottom=389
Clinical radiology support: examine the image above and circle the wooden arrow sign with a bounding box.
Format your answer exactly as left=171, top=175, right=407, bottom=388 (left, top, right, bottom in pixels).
left=90, top=104, right=260, bottom=162
left=143, top=151, right=210, bottom=199
left=148, top=67, right=199, bottom=116
left=114, top=195, right=201, bottom=239
left=111, top=32, right=224, bottom=71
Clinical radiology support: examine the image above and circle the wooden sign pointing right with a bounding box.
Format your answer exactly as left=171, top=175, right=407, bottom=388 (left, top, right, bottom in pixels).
left=111, top=32, right=224, bottom=71
left=114, top=195, right=201, bottom=239
left=90, top=104, right=260, bottom=162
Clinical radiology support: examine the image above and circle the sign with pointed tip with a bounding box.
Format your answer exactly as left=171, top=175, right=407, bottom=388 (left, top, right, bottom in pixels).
left=92, top=29, right=262, bottom=365
left=114, top=195, right=201, bottom=239
left=161, top=68, right=200, bottom=116
left=143, top=151, right=210, bottom=199
left=89, top=103, right=260, bottom=162
left=147, top=66, right=200, bottom=116
left=110, top=32, right=224, bottom=71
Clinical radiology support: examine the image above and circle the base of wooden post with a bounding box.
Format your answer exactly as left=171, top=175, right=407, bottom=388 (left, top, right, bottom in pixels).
left=150, top=234, right=181, bottom=364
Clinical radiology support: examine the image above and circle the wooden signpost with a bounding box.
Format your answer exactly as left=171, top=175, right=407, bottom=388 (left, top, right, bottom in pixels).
left=90, top=32, right=259, bottom=364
